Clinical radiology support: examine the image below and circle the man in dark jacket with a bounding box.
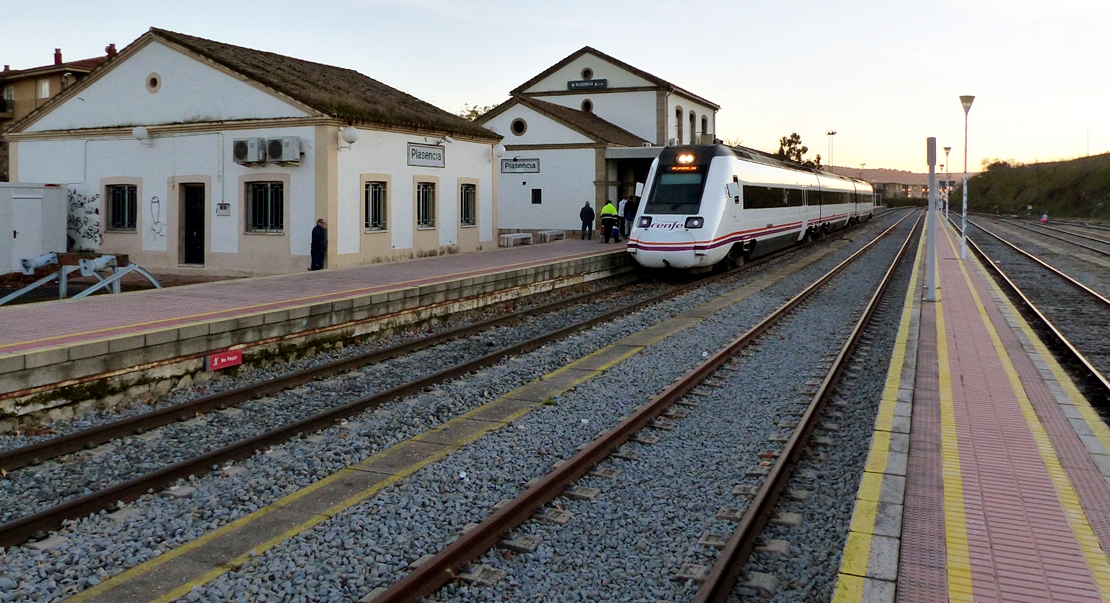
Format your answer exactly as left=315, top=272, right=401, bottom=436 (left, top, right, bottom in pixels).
left=310, top=218, right=327, bottom=270
left=579, top=202, right=595, bottom=240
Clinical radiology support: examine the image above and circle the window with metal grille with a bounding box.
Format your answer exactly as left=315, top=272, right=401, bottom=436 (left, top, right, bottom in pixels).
left=417, top=182, right=436, bottom=228
left=460, top=184, right=476, bottom=226
left=247, top=182, right=284, bottom=232
left=531, top=188, right=542, bottom=204
left=106, top=184, right=137, bottom=230
left=365, top=181, right=387, bottom=230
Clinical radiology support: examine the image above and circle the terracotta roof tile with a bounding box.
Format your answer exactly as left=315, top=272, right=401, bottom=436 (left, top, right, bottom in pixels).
left=151, top=28, right=499, bottom=140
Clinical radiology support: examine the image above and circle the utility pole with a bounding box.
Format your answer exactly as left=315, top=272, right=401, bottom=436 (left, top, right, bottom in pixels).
left=925, top=137, right=937, bottom=302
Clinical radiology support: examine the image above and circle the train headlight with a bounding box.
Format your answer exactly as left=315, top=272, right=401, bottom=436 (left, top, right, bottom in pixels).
left=684, top=216, right=704, bottom=229
left=677, top=153, right=695, bottom=164
left=638, top=216, right=652, bottom=228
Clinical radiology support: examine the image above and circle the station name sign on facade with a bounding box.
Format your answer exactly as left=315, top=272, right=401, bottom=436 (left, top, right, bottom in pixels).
left=407, top=143, right=445, bottom=168
left=500, top=158, right=540, bottom=174
left=567, top=79, right=607, bottom=90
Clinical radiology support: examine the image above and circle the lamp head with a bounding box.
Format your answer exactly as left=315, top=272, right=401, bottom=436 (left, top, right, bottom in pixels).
left=491, top=143, right=506, bottom=158
left=341, top=125, right=359, bottom=145
left=960, top=95, right=975, bottom=113
left=132, top=126, right=149, bottom=140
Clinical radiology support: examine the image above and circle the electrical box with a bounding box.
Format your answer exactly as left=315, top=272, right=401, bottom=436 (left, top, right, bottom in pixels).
left=0, top=183, right=68, bottom=274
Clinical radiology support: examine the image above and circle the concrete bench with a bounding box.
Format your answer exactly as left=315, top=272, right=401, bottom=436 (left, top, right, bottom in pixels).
left=537, top=230, right=565, bottom=243
left=499, top=233, right=533, bottom=247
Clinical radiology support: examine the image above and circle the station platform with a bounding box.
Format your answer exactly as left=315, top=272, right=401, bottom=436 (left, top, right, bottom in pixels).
left=835, top=221, right=1110, bottom=602
left=0, top=239, right=630, bottom=431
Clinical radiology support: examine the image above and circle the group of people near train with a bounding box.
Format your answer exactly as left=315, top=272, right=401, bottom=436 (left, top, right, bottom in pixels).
left=580, top=196, right=639, bottom=243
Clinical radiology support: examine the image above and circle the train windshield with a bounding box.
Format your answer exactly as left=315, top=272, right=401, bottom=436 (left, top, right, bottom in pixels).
left=644, top=167, right=707, bottom=214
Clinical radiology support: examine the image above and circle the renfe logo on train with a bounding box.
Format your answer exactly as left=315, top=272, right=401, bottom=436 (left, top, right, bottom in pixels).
left=207, top=349, right=243, bottom=371
left=407, top=143, right=445, bottom=168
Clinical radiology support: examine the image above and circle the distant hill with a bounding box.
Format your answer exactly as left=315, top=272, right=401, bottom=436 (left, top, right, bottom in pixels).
left=958, top=153, right=1110, bottom=220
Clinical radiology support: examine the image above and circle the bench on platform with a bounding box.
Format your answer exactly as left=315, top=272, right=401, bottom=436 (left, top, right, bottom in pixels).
left=537, top=230, right=565, bottom=243
left=499, top=233, right=533, bottom=247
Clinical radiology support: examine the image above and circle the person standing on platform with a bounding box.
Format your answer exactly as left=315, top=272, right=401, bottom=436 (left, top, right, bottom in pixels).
left=601, top=200, right=619, bottom=243
left=310, top=218, right=327, bottom=270
left=624, top=196, right=638, bottom=234
left=579, top=201, right=595, bottom=240
left=617, top=197, right=629, bottom=236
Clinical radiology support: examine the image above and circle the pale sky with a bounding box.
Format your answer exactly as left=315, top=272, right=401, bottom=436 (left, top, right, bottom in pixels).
left=3, top=0, right=1108, bottom=172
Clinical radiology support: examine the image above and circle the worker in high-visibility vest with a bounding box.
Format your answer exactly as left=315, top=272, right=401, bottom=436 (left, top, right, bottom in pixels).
left=601, top=200, right=619, bottom=243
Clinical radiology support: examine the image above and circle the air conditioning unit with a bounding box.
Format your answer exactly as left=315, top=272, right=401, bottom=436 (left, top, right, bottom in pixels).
left=667, top=138, right=679, bottom=146
left=232, top=138, right=266, bottom=164
left=641, top=142, right=653, bottom=147
left=267, top=136, right=301, bottom=164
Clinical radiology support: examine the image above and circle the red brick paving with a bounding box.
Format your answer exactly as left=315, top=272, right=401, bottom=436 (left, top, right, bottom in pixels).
left=0, top=241, right=619, bottom=356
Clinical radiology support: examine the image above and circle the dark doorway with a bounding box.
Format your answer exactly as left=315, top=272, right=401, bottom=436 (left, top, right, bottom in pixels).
left=183, top=184, right=204, bottom=265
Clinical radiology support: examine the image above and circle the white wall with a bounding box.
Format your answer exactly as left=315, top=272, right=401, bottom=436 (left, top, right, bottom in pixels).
left=484, top=104, right=593, bottom=146
left=666, top=94, right=716, bottom=144
left=532, top=90, right=656, bottom=143
left=523, top=54, right=653, bottom=93
left=335, top=128, right=496, bottom=254
left=16, top=125, right=317, bottom=255
left=496, top=148, right=595, bottom=231
left=26, top=40, right=309, bottom=133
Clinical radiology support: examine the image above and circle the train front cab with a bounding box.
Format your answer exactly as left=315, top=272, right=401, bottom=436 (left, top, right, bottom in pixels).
left=628, top=146, right=732, bottom=270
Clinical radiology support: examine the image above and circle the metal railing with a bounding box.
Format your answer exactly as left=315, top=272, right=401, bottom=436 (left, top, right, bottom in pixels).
left=0, top=98, right=13, bottom=113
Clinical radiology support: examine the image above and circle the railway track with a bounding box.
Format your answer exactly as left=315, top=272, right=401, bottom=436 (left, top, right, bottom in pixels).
left=997, top=217, right=1110, bottom=257
left=963, top=217, right=1110, bottom=401
left=0, top=216, right=898, bottom=548
left=367, top=212, right=919, bottom=602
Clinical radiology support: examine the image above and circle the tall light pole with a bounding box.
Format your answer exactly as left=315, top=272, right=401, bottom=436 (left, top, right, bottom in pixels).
left=943, top=146, right=951, bottom=219
left=960, top=95, right=975, bottom=259
left=827, top=131, right=836, bottom=171
left=925, top=137, right=938, bottom=301
left=860, top=162, right=866, bottom=179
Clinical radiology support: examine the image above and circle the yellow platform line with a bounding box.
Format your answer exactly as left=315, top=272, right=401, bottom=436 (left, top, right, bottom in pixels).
left=832, top=214, right=924, bottom=602
left=65, top=240, right=844, bottom=603
left=943, top=227, right=1110, bottom=600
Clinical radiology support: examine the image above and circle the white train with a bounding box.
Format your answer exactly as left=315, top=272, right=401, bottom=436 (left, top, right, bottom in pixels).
left=628, top=145, right=874, bottom=271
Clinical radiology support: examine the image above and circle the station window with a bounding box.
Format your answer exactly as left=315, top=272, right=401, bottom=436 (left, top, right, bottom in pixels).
left=581, top=99, right=593, bottom=113
left=38, top=79, right=50, bottom=99
left=531, top=189, right=542, bottom=204
left=365, top=181, right=387, bottom=230
left=510, top=118, right=527, bottom=136
left=460, top=183, right=477, bottom=226
left=701, top=115, right=708, bottom=136
left=247, top=181, right=284, bottom=232
left=417, top=182, right=436, bottom=228
left=674, top=107, right=683, bottom=144
left=689, top=111, right=696, bottom=144
left=106, top=184, right=137, bottom=230
left=581, top=67, right=593, bottom=80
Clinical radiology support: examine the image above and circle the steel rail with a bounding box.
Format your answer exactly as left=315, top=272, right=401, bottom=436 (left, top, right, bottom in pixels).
left=693, top=211, right=920, bottom=602
left=0, top=221, right=862, bottom=547
left=368, top=212, right=916, bottom=603
left=959, top=219, right=1110, bottom=399
left=997, top=218, right=1110, bottom=257
left=0, top=279, right=645, bottom=472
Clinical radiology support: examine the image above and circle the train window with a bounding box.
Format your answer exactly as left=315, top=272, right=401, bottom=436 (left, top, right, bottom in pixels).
left=645, top=170, right=707, bottom=214
left=786, top=188, right=804, bottom=207
left=743, top=186, right=788, bottom=209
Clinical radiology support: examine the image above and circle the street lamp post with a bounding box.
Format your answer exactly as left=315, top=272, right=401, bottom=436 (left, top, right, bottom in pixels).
left=827, top=131, right=836, bottom=171
left=860, top=163, right=866, bottom=179
left=960, top=96, right=975, bottom=259
left=943, top=146, right=951, bottom=219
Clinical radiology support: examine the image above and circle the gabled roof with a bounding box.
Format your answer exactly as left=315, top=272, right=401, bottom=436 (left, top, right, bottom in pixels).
left=0, top=57, right=107, bottom=81
left=477, top=96, right=649, bottom=147
left=510, top=46, right=719, bottom=111
left=150, top=29, right=498, bottom=140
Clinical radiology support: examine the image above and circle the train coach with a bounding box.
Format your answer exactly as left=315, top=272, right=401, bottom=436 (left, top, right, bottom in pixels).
left=627, top=145, right=874, bottom=271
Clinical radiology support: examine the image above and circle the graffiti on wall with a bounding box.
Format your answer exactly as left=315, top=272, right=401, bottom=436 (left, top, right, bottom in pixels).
left=67, top=189, right=102, bottom=251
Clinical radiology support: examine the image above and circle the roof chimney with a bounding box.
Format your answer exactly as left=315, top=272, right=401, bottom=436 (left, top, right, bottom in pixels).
left=54, top=48, right=62, bottom=65
left=105, top=43, right=117, bottom=58
left=3, top=65, right=8, bottom=72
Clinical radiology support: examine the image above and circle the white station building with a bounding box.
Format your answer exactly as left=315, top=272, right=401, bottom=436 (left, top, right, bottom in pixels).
left=477, top=46, right=719, bottom=234
left=5, top=28, right=502, bottom=276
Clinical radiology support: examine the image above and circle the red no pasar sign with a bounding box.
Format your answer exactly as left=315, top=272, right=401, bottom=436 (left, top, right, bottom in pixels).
left=206, top=349, right=243, bottom=371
